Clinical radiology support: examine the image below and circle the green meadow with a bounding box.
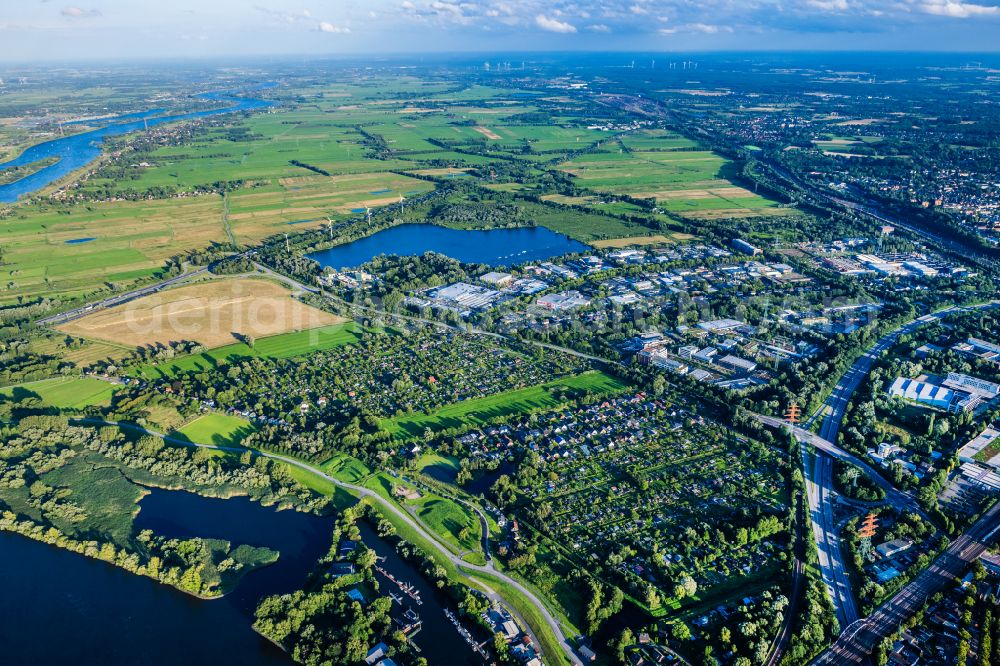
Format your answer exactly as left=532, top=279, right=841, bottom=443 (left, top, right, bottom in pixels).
left=382, top=371, right=628, bottom=438
left=0, top=377, right=118, bottom=409
left=170, top=413, right=256, bottom=447
left=133, top=321, right=363, bottom=379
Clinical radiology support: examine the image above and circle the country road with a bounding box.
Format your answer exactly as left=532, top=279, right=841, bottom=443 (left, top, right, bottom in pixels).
left=75, top=417, right=583, bottom=666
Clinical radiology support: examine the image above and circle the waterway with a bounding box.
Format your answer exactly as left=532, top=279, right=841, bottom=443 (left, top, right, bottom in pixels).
left=0, top=88, right=274, bottom=203
left=308, top=223, right=589, bottom=270
left=0, top=488, right=481, bottom=665
left=356, top=522, right=487, bottom=666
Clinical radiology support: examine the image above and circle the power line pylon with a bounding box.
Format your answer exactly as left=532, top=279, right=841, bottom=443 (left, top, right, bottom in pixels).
left=858, top=513, right=878, bottom=561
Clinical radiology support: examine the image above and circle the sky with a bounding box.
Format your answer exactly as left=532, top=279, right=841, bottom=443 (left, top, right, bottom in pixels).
left=2, top=0, right=999, bottom=60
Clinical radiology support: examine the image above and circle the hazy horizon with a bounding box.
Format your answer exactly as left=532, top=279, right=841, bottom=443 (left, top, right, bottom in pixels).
left=2, top=0, right=1000, bottom=62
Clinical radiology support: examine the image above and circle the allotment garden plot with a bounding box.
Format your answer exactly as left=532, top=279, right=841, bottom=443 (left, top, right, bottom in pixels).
left=166, top=326, right=593, bottom=434
left=493, top=394, right=789, bottom=607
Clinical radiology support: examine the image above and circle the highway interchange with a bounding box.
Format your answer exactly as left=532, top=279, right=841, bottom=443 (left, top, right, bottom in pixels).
left=815, top=500, right=1000, bottom=664
left=760, top=301, right=1000, bottom=664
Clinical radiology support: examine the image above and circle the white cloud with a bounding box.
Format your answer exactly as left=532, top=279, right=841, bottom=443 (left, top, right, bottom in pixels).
left=807, top=0, right=851, bottom=10
left=587, top=23, right=611, bottom=31
left=254, top=6, right=313, bottom=24
left=659, top=22, right=732, bottom=34
left=630, top=4, right=649, bottom=14
left=535, top=14, right=576, bottom=32
left=61, top=6, right=101, bottom=18
left=430, top=1, right=462, bottom=15
left=919, top=0, right=999, bottom=16
left=318, top=21, right=350, bottom=33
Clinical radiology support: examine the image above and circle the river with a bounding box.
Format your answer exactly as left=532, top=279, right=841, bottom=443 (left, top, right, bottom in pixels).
left=0, top=87, right=274, bottom=203
left=308, top=223, right=589, bottom=270
left=0, top=488, right=484, bottom=665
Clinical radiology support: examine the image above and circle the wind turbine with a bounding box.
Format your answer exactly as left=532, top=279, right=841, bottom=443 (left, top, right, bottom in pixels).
left=365, top=207, right=372, bottom=225
left=326, top=217, right=334, bottom=239
left=399, top=194, right=406, bottom=216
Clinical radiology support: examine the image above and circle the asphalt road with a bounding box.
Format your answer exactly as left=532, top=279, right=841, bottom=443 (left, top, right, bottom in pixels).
left=814, top=500, right=1000, bottom=664
left=811, top=450, right=861, bottom=629
left=758, top=301, right=1000, bottom=664
left=757, top=301, right=1000, bottom=637
left=37, top=266, right=209, bottom=326
left=76, top=417, right=583, bottom=666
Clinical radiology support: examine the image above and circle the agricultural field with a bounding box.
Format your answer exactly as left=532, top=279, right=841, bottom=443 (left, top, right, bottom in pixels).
left=80, top=110, right=412, bottom=194
left=382, top=371, right=628, bottom=438
left=171, top=413, right=256, bottom=447
left=0, top=377, right=118, bottom=409
left=59, top=277, right=341, bottom=349
left=557, top=131, right=789, bottom=219
left=590, top=234, right=694, bottom=249
left=133, top=321, right=363, bottom=379
left=26, top=333, right=133, bottom=367
left=225, top=171, right=434, bottom=243
left=0, top=195, right=225, bottom=304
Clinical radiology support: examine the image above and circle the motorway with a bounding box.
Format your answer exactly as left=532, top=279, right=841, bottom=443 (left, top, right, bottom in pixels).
left=35, top=186, right=1000, bottom=664
left=758, top=301, right=1000, bottom=643
left=37, top=265, right=209, bottom=326
left=810, top=448, right=860, bottom=630
left=814, top=500, right=1000, bottom=664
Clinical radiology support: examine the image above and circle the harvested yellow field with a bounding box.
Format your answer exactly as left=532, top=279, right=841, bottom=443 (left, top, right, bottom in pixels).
left=408, top=167, right=472, bottom=176
left=28, top=335, right=133, bottom=366
left=226, top=172, right=433, bottom=244
left=834, top=118, right=883, bottom=126
left=59, top=278, right=342, bottom=349
left=647, top=187, right=756, bottom=200
left=682, top=207, right=799, bottom=220
left=591, top=235, right=682, bottom=249
left=472, top=126, right=502, bottom=140
left=540, top=194, right=596, bottom=205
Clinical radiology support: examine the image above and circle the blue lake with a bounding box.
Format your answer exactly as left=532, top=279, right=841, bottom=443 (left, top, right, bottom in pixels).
left=308, top=223, right=588, bottom=270
left=0, top=487, right=480, bottom=665
left=0, top=88, right=274, bottom=203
